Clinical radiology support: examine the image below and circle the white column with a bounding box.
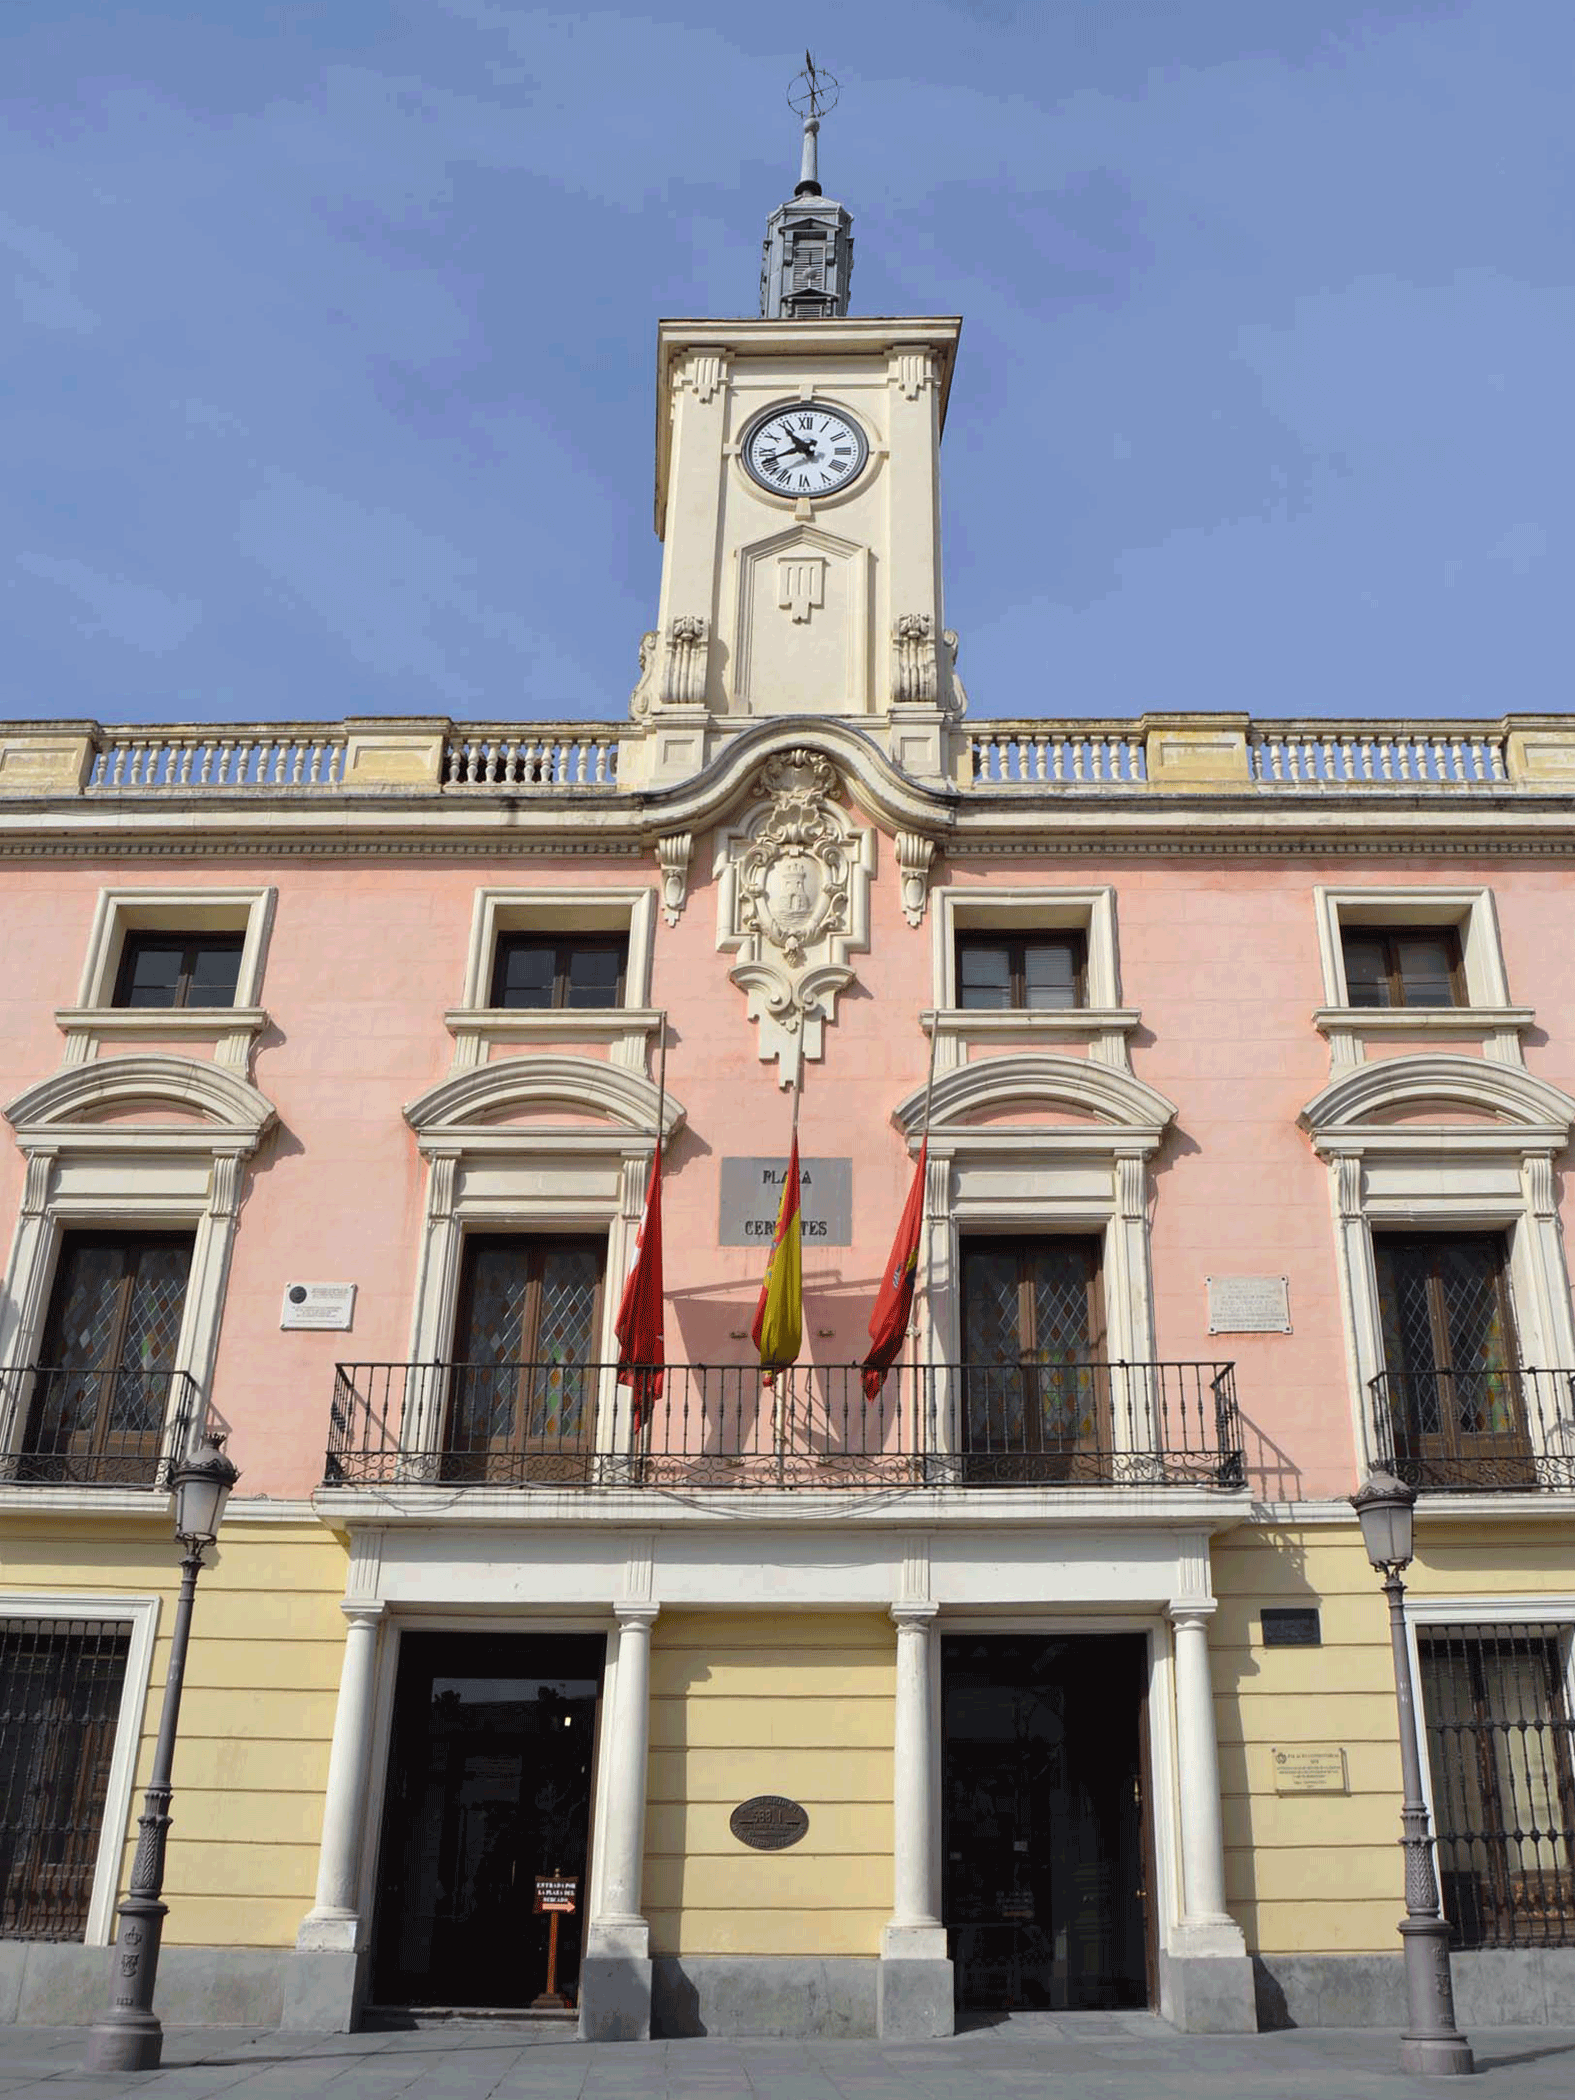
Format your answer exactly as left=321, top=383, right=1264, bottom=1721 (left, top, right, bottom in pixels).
left=1170, top=1603, right=1238, bottom=1942
left=591, top=1603, right=657, bottom=1956
left=883, top=1602, right=946, bottom=1958
left=298, top=1603, right=384, bottom=1950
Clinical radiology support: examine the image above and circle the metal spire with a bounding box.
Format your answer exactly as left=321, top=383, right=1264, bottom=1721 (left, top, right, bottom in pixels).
left=761, top=55, right=853, bottom=320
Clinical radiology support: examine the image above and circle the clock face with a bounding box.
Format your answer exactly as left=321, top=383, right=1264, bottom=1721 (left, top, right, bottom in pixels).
left=742, top=404, right=869, bottom=498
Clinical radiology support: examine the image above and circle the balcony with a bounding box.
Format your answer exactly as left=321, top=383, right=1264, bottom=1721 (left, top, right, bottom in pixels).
left=0, top=1367, right=206, bottom=1489
left=1370, top=1368, right=1575, bottom=1492
left=323, top=1359, right=1244, bottom=1494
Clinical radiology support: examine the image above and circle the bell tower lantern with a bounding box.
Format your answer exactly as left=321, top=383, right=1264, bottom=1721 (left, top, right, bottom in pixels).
left=625, top=59, right=965, bottom=788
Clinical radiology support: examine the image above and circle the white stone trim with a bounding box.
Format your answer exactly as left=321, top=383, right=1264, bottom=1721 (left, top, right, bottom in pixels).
left=1302, top=1053, right=1575, bottom=1474
left=0, top=1057, right=277, bottom=1463
left=0, top=1591, right=160, bottom=1946
left=1311, top=884, right=1519, bottom=1071
left=447, top=887, right=657, bottom=1072
left=928, top=885, right=1131, bottom=1071
left=65, top=886, right=275, bottom=1070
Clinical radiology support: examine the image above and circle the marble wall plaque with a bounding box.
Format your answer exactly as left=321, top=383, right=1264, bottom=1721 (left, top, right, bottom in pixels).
left=1273, top=1746, right=1349, bottom=1794
left=719, top=1157, right=852, bottom=1246
left=1207, top=1274, right=1292, bottom=1333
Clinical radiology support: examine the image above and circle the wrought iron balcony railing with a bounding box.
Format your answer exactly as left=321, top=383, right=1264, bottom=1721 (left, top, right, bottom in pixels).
left=0, top=1367, right=207, bottom=1489
left=323, top=1359, right=1243, bottom=1492
left=1370, top=1367, right=1575, bottom=1492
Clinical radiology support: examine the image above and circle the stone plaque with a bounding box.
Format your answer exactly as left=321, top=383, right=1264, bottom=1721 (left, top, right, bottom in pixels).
left=719, top=1158, right=852, bottom=1247
left=1262, top=1607, right=1322, bottom=1648
left=1273, top=1746, right=1349, bottom=1794
left=1207, top=1274, right=1291, bottom=1334
left=729, top=1795, right=810, bottom=1851
left=280, top=1282, right=357, bottom=1331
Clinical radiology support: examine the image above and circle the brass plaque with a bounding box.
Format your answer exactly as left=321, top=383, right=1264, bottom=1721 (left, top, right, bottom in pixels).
left=1273, top=1746, right=1348, bottom=1794
left=729, top=1795, right=810, bottom=1851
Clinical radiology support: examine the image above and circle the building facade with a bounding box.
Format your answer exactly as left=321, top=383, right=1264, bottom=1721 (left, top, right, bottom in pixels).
left=3, top=135, right=1575, bottom=2045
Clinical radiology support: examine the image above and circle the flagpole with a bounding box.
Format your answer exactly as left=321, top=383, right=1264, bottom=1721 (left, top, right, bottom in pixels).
left=773, top=1053, right=805, bottom=1478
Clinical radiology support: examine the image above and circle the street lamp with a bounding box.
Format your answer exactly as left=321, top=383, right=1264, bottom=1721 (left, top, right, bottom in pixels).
left=1351, top=1470, right=1474, bottom=2077
left=84, top=1433, right=239, bottom=2074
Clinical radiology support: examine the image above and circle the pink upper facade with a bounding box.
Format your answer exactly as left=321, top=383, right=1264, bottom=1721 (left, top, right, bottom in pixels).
left=3, top=711, right=1573, bottom=1509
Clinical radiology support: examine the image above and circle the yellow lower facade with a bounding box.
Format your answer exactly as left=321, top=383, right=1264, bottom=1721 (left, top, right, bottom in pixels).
left=4, top=1506, right=1574, bottom=2031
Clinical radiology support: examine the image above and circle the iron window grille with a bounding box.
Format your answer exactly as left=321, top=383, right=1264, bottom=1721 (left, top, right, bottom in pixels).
left=0, top=1617, right=132, bottom=1940
left=1419, top=1622, right=1575, bottom=1948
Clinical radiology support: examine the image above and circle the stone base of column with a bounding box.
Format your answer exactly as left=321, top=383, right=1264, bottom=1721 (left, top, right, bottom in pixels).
left=878, top=1926, right=953, bottom=2040
left=1158, top=1934, right=1257, bottom=2035
left=282, top=1948, right=365, bottom=2033
left=580, top=1919, right=652, bottom=2043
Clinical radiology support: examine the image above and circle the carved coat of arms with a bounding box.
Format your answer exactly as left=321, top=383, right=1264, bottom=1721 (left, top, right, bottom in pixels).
left=715, top=749, right=874, bottom=1086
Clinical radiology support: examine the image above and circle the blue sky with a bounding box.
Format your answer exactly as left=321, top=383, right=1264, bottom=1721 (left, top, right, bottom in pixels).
left=3, top=1, right=1569, bottom=726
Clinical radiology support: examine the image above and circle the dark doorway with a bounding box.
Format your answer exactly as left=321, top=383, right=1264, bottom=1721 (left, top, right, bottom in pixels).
left=942, top=1632, right=1151, bottom=2012
left=959, top=1237, right=1109, bottom=1481
left=371, top=1632, right=604, bottom=2011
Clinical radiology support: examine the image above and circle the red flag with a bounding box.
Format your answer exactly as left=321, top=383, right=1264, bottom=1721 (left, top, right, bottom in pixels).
left=862, top=1140, right=927, bottom=1401
left=614, top=1145, right=664, bottom=1427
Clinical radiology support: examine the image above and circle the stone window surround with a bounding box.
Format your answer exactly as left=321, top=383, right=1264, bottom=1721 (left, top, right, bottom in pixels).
left=445, top=886, right=660, bottom=1074
left=1311, top=885, right=1532, bottom=1071
left=1, top=1591, right=160, bottom=1945
left=927, top=885, right=1139, bottom=1074
left=894, top=1051, right=1176, bottom=1412
left=401, top=1055, right=684, bottom=1454
left=0, top=1056, right=277, bottom=1498
left=1301, top=1054, right=1575, bottom=1482
left=58, top=886, right=276, bottom=1072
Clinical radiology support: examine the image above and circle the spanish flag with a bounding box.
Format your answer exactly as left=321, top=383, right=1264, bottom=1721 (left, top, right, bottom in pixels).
left=862, top=1140, right=927, bottom=1401
left=751, top=1132, right=803, bottom=1374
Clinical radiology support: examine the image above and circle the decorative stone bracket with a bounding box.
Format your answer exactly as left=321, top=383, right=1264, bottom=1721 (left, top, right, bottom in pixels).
left=656, top=833, right=693, bottom=926
left=895, top=833, right=937, bottom=927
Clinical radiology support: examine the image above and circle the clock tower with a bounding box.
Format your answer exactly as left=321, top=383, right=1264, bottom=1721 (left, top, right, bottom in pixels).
left=625, top=73, right=964, bottom=787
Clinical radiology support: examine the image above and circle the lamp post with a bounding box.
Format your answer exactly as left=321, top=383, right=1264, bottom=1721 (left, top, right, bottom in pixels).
left=1351, top=1470, right=1474, bottom=2077
left=84, top=1433, right=239, bottom=2074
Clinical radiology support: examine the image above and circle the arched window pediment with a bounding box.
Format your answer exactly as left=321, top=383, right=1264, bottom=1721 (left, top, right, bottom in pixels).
left=5, top=1053, right=276, bottom=1148
left=1300, top=1053, right=1575, bottom=1149
left=405, top=1054, right=685, bottom=1146
left=894, top=1051, right=1176, bottom=1152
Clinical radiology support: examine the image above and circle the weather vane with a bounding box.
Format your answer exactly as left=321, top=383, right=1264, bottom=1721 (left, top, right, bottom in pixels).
left=787, top=51, right=839, bottom=122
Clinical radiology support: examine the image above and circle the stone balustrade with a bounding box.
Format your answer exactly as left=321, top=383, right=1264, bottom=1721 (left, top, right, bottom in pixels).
left=0, top=712, right=1572, bottom=798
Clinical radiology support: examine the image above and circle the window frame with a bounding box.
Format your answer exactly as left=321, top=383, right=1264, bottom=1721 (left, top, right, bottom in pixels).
left=1314, top=886, right=1513, bottom=1015
left=1340, top=923, right=1466, bottom=1012
left=954, top=929, right=1089, bottom=1013
left=112, top=931, right=247, bottom=1012
left=488, top=932, right=630, bottom=1013
left=0, top=1594, right=159, bottom=1946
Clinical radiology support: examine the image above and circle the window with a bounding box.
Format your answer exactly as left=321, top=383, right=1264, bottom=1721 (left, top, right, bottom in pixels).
left=1373, top=1233, right=1531, bottom=1488
left=1341, top=926, right=1464, bottom=1010
left=960, top=1236, right=1107, bottom=1477
left=113, top=933, right=244, bottom=1011
left=490, top=935, right=627, bottom=1011
left=445, top=1236, right=605, bottom=1483
left=20, top=1232, right=194, bottom=1486
left=956, top=932, right=1087, bottom=1012
left=0, top=1616, right=132, bottom=1940
left=1420, top=1623, right=1575, bottom=1948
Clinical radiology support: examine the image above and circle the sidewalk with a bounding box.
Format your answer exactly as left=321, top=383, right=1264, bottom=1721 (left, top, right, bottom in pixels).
left=5, top=2016, right=1575, bottom=2100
